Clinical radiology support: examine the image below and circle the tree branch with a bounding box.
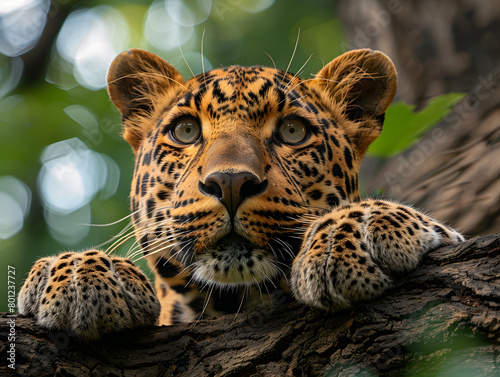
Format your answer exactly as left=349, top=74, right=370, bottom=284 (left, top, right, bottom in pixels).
left=1, top=234, right=499, bottom=376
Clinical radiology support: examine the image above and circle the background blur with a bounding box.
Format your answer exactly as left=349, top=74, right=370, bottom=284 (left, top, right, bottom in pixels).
left=1, top=0, right=499, bottom=312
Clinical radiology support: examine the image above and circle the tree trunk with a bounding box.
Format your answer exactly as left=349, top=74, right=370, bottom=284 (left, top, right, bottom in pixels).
left=1, top=234, right=499, bottom=376
left=337, top=0, right=500, bottom=237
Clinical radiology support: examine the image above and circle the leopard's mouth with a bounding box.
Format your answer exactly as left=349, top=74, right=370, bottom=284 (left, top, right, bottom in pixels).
left=211, top=232, right=256, bottom=253
left=190, top=232, right=279, bottom=286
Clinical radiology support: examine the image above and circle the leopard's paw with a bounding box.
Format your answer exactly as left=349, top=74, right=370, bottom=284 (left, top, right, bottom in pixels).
left=290, top=210, right=392, bottom=312
left=18, top=250, right=160, bottom=340
left=290, top=200, right=465, bottom=312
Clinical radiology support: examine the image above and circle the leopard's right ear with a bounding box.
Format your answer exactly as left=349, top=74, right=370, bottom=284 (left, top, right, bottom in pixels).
left=107, top=49, right=184, bottom=150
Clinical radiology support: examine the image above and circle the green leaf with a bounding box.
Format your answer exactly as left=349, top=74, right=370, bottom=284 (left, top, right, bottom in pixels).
left=367, top=92, right=466, bottom=157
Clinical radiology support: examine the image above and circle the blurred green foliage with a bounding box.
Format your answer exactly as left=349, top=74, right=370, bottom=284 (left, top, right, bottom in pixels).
left=368, top=93, right=466, bottom=156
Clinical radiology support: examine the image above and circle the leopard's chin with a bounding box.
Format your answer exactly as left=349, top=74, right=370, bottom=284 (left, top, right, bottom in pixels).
left=191, top=232, right=279, bottom=286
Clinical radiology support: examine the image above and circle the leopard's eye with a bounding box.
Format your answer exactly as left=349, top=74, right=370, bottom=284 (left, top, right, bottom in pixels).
left=170, top=117, right=201, bottom=144
left=278, top=118, right=308, bottom=144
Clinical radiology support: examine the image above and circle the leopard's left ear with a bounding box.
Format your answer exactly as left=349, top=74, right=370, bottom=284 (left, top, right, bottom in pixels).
left=315, top=49, right=397, bottom=152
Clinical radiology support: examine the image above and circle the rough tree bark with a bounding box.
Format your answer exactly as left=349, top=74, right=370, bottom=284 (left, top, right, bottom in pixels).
left=1, top=234, right=499, bottom=376
left=337, top=0, right=500, bottom=236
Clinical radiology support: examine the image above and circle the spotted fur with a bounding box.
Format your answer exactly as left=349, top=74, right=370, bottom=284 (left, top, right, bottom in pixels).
left=18, top=49, right=464, bottom=339
left=18, top=250, right=159, bottom=339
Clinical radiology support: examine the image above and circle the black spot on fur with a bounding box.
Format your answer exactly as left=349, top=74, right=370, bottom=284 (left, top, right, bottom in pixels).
left=326, top=193, right=339, bottom=207
left=94, top=265, right=107, bottom=273
left=317, top=219, right=335, bottom=232
left=433, top=224, right=448, bottom=237
left=146, top=199, right=156, bottom=218
left=142, top=151, right=151, bottom=166
left=339, top=223, right=353, bottom=233
left=345, top=241, right=356, bottom=250
left=332, top=163, right=343, bottom=178
left=335, top=185, right=346, bottom=200
left=348, top=211, right=363, bottom=219
left=157, top=190, right=169, bottom=200
left=141, top=172, right=149, bottom=197
left=156, top=258, right=179, bottom=278
left=170, top=284, right=190, bottom=294
left=99, top=257, right=110, bottom=268
left=310, top=190, right=323, bottom=200
left=343, top=147, right=353, bottom=169
left=140, top=235, right=150, bottom=250
left=330, top=134, right=340, bottom=147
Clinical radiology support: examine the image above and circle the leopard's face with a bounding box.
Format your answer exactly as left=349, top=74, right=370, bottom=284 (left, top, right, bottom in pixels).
left=107, top=49, right=396, bottom=288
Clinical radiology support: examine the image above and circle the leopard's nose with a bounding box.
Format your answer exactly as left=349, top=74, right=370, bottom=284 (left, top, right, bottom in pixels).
left=199, top=172, right=268, bottom=217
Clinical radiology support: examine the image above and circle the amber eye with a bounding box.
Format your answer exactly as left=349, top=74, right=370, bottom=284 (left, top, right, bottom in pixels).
left=278, top=118, right=308, bottom=144
left=170, top=117, right=201, bottom=144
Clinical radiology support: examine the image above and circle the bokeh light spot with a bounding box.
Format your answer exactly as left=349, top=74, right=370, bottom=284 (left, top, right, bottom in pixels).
left=37, top=138, right=121, bottom=246
left=45, top=204, right=91, bottom=245
left=145, top=1, right=193, bottom=51
left=98, top=154, right=120, bottom=200
left=182, top=51, right=213, bottom=76
left=167, top=0, right=212, bottom=27
left=0, top=176, right=31, bottom=239
left=38, top=138, right=106, bottom=214
left=239, top=0, right=275, bottom=13
left=0, top=193, right=24, bottom=239
left=0, top=0, right=49, bottom=56
left=0, top=0, right=40, bottom=15
left=56, top=6, right=129, bottom=89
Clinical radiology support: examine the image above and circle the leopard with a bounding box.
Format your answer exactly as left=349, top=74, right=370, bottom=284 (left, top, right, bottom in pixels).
left=18, top=48, right=464, bottom=340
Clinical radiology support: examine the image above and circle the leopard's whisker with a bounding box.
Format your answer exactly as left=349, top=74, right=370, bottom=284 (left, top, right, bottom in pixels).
left=280, top=28, right=300, bottom=86
left=125, top=225, right=187, bottom=258
left=263, top=51, right=276, bottom=70
left=107, top=72, right=187, bottom=91
left=94, top=221, right=135, bottom=251
left=273, top=157, right=309, bottom=206
left=105, top=227, right=138, bottom=255
left=130, top=230, right=191, bottom=263
left=229, top=287, right=248, bottom=326
left=197, top=284, right=214, bottom=323
left=274, top=237, right=295, bottom=260
left=178, top=43, right=195, bottom=79
left=283, top=53, right=314, bottom=92
left=81, top=211, right=136, bottom=227
left=201, top=28, right=206, bottom=81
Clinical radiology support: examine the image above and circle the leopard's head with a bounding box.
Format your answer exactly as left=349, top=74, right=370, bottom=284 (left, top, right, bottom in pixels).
left=107, top=48, right=397, bottom=288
